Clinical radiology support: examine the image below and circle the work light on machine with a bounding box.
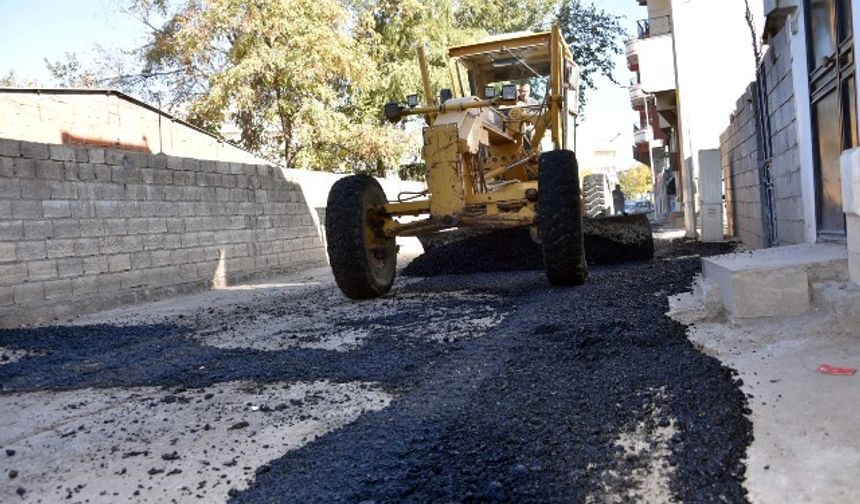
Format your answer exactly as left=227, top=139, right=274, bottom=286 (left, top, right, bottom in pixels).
left=501, top=84, right=517, bottom=101
left=406, top=94, right=420, bottom=108
left=484, top=86, right=496, bottom=99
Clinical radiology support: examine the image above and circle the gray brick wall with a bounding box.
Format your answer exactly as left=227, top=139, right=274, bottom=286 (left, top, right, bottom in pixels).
left=720, top=24, right=804, bottom=248
left=721, top=82, right=767, bottom=249
left=0, top=139, right=327, bottom=328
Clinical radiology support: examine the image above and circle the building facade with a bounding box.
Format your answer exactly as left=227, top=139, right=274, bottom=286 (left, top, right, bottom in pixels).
left=719, top=0, right=860, bottom=282
left=0, top=88, right=265, bottom=165
left=627, top=0, right=763, bottom=239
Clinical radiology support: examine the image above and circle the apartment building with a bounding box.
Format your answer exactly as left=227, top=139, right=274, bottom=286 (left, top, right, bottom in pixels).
left=627, top=0, right=762, bottom=239
left=720, top=0, right=860, bottom=282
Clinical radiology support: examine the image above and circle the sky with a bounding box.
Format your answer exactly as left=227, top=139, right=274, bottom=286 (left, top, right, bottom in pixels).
left=0, top=0, right=645, bottom=166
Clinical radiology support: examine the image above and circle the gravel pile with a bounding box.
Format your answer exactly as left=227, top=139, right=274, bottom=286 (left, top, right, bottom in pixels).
left=404, top=216, right=655, bottom=277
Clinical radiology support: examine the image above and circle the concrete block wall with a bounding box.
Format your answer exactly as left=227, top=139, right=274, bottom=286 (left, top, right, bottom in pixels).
left=0, top=138, right=327, bottom=328
left=763, top=25, right=805, bottom=245
left=721, top=83, right=767, bottom=249
left=719, top=24, right=804, bottom=248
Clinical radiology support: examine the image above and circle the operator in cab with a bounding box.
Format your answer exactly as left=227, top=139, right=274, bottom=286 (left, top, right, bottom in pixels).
left=517, top=83, right=539, bottom=106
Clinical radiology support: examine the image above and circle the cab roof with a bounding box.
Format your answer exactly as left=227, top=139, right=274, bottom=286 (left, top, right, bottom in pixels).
left=448, top=31, right=564, bottom=82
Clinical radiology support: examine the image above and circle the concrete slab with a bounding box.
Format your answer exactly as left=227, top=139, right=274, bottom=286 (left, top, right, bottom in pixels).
left=702, top=244, right=848, bottom=319
left=686, top=306, right=860, bottom=504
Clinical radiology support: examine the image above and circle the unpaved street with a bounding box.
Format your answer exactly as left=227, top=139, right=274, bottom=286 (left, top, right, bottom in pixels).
left=0, top=237, right=751, bottom=503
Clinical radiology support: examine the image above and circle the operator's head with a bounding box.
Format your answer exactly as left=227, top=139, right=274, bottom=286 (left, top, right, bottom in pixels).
left=517, top=82, right=531, bottom=102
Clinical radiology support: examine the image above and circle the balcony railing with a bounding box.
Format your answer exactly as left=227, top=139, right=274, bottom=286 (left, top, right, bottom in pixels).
left=633, top=125, right=653, bottom=145
left=629, top=83, right=647, bottom=108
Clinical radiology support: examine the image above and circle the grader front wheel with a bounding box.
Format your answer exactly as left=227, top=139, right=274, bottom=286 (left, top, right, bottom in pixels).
left=325, top=175, right=397, bottom=299
left=538, top=150, right=588, bottom=285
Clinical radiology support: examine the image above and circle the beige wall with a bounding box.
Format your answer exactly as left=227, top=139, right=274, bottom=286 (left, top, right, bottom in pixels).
left=0, top=92, right=265, bottom=165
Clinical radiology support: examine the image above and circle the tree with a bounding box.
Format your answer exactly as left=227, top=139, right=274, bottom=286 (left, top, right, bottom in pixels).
left=44, top=52, right=101, bottom=88
left=114, top=0, right=624, bottom=172
left=557, top=0, right=626, bottom=107
left=618, top=163, right=653, bottom=200
left=126, top=0, right=411, bottom=170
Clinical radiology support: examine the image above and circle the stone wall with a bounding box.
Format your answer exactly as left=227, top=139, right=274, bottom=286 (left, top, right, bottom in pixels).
left=0, top=138, right=327, bottom=328
left=719, top=24, right=805, bottom=248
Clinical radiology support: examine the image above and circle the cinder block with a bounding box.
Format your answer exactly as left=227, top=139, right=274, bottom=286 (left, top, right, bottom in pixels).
left=46, top=239, right=76, bottom=259
left=0, top=242, right=15, bottom=263
left=0, top=139, right=21, bottom=157
left=56, top=258, right=83, bottom=278
left=88, top=148, right=105, bottom=164
left=43, top=279, right=73, bottom=300
left=35, top=159, right=64, bottom=180
left=112, top=164, right=141, bottom=184
left=108, top=254, right=131, bottom=272
left=0, top=263, right=28, bottom=285
left=130, top=251, right=151, bottom=269
left=105, top=219, right=127, bottom=235
left=28, top=260, right=58, bottom=281
left=12, top=200, right=43, bottom=219
left=94, top=182, right=125, bottom=199
left=69, top=201, right=95, bottom=219
left=0, top=158, right=13, bottom=177
left=83, top=255, right=110, bottom=275
left=21, top=141, right=49, bottom=160
left=0, top=286, right=12, bottom=306
left=77, top=164, right=95, bottom=180
left=13, top=158, right=32, bottom=178
left=16, top=241, right=47, bottom=261
left=72, top=275, right=99, bottom=296
left=75, top=148, right=89, bottom=163
left=93, top=164, right=112, bottom=181
left=49, top=181, right=77, bottom=199
left=73, top=238, right=100, bottom=256
left=119, top=270, right=144, bottom=288
left=23, top=220, right=52, bottom=240
left=0, top=221, right=24, bottom=241
left=98, top=237, right=123, bottom=255
left=43, top=200, right=71, bottom=218
left=48, top=144, right=76, bottom=162
left=13, top=282, right=45, bottom=303
left=0, top=178, right=20, bottom=199
left=105, top=149, right=126, bottom=166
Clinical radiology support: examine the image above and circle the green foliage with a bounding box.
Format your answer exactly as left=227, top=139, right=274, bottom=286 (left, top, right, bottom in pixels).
left=113, top=0, right=624, bottom=173
left=557, top=0, right=627, bottom=108
left=618, top=163, right=653, bottom=199
left=43, top=53, right=100, bottom=87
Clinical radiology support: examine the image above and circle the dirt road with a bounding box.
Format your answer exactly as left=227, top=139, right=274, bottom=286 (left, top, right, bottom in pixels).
left=0, top=237, right=750, bottom=503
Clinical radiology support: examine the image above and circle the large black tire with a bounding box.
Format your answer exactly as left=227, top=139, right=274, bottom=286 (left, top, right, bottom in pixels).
left=325, top=175, right=396, bottom=299
left=538, top=150, right=588, bottom=285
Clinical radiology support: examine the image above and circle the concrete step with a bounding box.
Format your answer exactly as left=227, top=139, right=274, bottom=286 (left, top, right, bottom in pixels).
left=701, top=244, right=848, bottom=320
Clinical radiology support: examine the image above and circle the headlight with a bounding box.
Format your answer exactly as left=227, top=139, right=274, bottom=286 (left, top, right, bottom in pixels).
left=406, top=94, right=419, bottom=108
left=484, top=86, right=496, bottom=99
left=501, top=84, right=517, bottom=101
left=383, top=102, right=403, bottom=124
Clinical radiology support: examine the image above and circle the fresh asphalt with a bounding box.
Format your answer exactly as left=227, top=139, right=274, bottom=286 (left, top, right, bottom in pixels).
left=0, top=237, right=750, bottom=503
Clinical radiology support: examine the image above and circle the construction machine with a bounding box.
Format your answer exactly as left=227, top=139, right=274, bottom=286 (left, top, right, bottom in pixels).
left=325, top=26, right=585, bottom=299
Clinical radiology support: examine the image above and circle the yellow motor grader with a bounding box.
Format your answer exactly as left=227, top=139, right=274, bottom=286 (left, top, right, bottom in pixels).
left=326, top=26, right=585, bottom=299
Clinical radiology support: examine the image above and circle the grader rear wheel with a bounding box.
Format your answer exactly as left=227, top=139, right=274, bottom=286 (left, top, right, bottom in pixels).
left=325, top=175, right=396, bottom=299
left=538, top=150, right=588, bottom=285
